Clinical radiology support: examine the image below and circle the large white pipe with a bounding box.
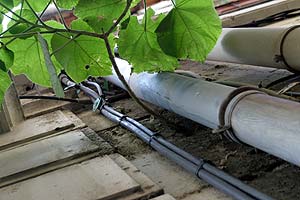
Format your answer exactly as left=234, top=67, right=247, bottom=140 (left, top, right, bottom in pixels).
left=208, top=27, right=300, bottom=72
left=106, top=58, right=300, bottom=166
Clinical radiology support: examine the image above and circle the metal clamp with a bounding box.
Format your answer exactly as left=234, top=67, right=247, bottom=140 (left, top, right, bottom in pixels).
left=92, top=98, right=106, bottom=112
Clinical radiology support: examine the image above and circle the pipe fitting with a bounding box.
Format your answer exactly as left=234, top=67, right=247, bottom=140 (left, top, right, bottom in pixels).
left=277, top=25, right=300, bottom=73
left=223, top=89, right=265, bottom=143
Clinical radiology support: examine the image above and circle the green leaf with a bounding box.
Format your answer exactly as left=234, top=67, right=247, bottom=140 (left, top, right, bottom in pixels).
left=118, top=9, right=178, bottom=73
left=0, top=46, right=14, bottom=71
left=51, top=19, right=112, bottom=82
left=82, top=16, right=114, bottom=33
left=155, top=0, right=221, bottom=62
left=24, top=0, right=50, bottom=12
left=75, top=0, right=127, bottom=32
left=131, top=0, right=140, bottom=7
left=37, top=33, right=64, bottom=97
left=0, top=69, right=11, bottom=106
left=6, top=9, right=39, bottom=39
left=8, top=36, right=52, bottom=87
left=0, top=14, right=3, bottom=33
left=56, top=0, right=79, bottom=9
left=0, top=0, right=14, bottom=12
left=75, top=0, right=125, bottom=19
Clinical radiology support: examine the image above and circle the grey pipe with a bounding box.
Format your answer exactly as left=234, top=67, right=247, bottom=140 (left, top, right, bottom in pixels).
left=207, top=27, right=300, bottom=73
left=105, top=58, right=300, bottom=166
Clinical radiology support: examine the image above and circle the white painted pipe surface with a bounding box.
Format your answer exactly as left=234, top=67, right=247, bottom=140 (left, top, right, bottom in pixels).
left=208, top=27, right=300, bottom=72
left=106, top=58, right=300, bottom=166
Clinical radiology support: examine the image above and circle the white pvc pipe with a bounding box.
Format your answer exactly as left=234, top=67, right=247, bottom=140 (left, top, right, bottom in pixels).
left=208, top=27, right=300, bottom=72
left=106, top=58, right=300, bottom=166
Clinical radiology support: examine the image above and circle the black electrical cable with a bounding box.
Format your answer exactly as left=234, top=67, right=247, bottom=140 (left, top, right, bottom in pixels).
left=60, top=75, right=275, bottom=200
left=264, top=74, right=300, bottom=89
left=235, top=8, right=300, bottom=27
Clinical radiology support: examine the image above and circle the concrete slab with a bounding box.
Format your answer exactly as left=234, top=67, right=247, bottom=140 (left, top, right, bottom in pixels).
left=151, top=194, right=176, bottom=200
left=110, top=154, right=164, bottom=200
left=0, top=110, right=74, bottom=151
left=181, top=188, right=232, bottom=200
left=131, top=152, right=209, bottom=199
left=131, top=152, right=232, bottom=200
left=0, top=130, right=99, bottom=185
left=0, top=156, right=141, bottom=200
left=21, top=97, right=70, bottom=119
left=62, top=109, right=86, bottom=129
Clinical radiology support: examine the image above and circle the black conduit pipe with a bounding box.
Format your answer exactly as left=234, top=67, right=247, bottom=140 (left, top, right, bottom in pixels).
left=59, top=75, right=274, bottom=200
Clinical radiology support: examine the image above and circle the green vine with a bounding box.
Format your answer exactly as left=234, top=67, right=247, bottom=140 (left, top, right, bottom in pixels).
left=0, top=0, right=221, bottom=112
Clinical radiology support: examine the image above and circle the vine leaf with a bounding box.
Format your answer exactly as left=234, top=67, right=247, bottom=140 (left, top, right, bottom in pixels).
left=0, top=13, right=3, bottom=33
left=56, top=0, right=79, bottom=9
left=37, top=33, right=64, bottom=97
left=0, top=69, right=11, bottom=106
left=118, top=8, right=178, bottom=73
left=0, top=0, right=14, bottom=12
left=51, top=19, right=112, bottom=83
left=75, top=0, right=128, bottom=32
left=8, top=36, right=53, bottom=87
left=21, top=0, right=49, bottom=12
left=6, top=9, right=39, bottom=40
left=0, top=47, right=14, bottom=71
left=155, top=0, right=221, bottom=62
left=0, top=47, right=13, bottom=105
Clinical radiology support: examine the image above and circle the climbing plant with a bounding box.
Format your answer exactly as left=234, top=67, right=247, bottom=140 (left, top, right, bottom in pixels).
left=0, top=0, right=221, bottom=105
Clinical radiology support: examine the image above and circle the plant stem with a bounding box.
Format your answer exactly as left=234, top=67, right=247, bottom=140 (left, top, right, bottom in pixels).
left=0, top=2, right=37, bottom=26
left=106, top=0, right=132, bottom=35
left=52, top=0, right=70, bottom=30
left=103, top=35, right=178, bottom=129
left=143, top=0, right=147, bottom=31
left=0, top=30, right=58, bottom=39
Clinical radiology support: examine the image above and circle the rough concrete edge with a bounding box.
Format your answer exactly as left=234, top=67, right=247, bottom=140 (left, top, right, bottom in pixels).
left=0, top=110, right=87, bottom=152
left=110, top=153, right=164, bottom=200
left=0, top=152, right=100, bottom=188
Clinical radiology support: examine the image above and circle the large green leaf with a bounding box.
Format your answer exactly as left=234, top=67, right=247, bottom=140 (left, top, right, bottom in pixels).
left=0, top=13, right=3, bottom=33
left=118, top=9, right=178, bottom=73
left=0, top=0, right=14, bottom=12
left=56, top=0, right=79, bottom=9
left=51, top=19, right=112, bottom=82
left=75, top=0, right=125, bottom=19
left=75, top=0, right=127, bottom=32
left=6, top=9, right=39, bottom=40
left=155, top=0, right=221, bottom=62
left=37, top=33, right=64, bottom=97
left=0, top=69, right=11, bottom=106
left=24, top=0, right=49, bottom=12
left=8, top=36, right=52, bottom=86
left=0, top=46, right=14, bottom=71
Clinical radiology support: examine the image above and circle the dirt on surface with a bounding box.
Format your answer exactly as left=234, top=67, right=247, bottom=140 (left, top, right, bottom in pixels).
left=76, top=60, right=300, bottom=200
left=96, top=105, right=300, bottom=200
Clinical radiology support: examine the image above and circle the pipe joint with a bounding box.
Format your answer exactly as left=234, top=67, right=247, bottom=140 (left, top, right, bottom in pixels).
left=218, top=87, right=265, bottom=143
left=277, top=25, right=300, bottom=74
